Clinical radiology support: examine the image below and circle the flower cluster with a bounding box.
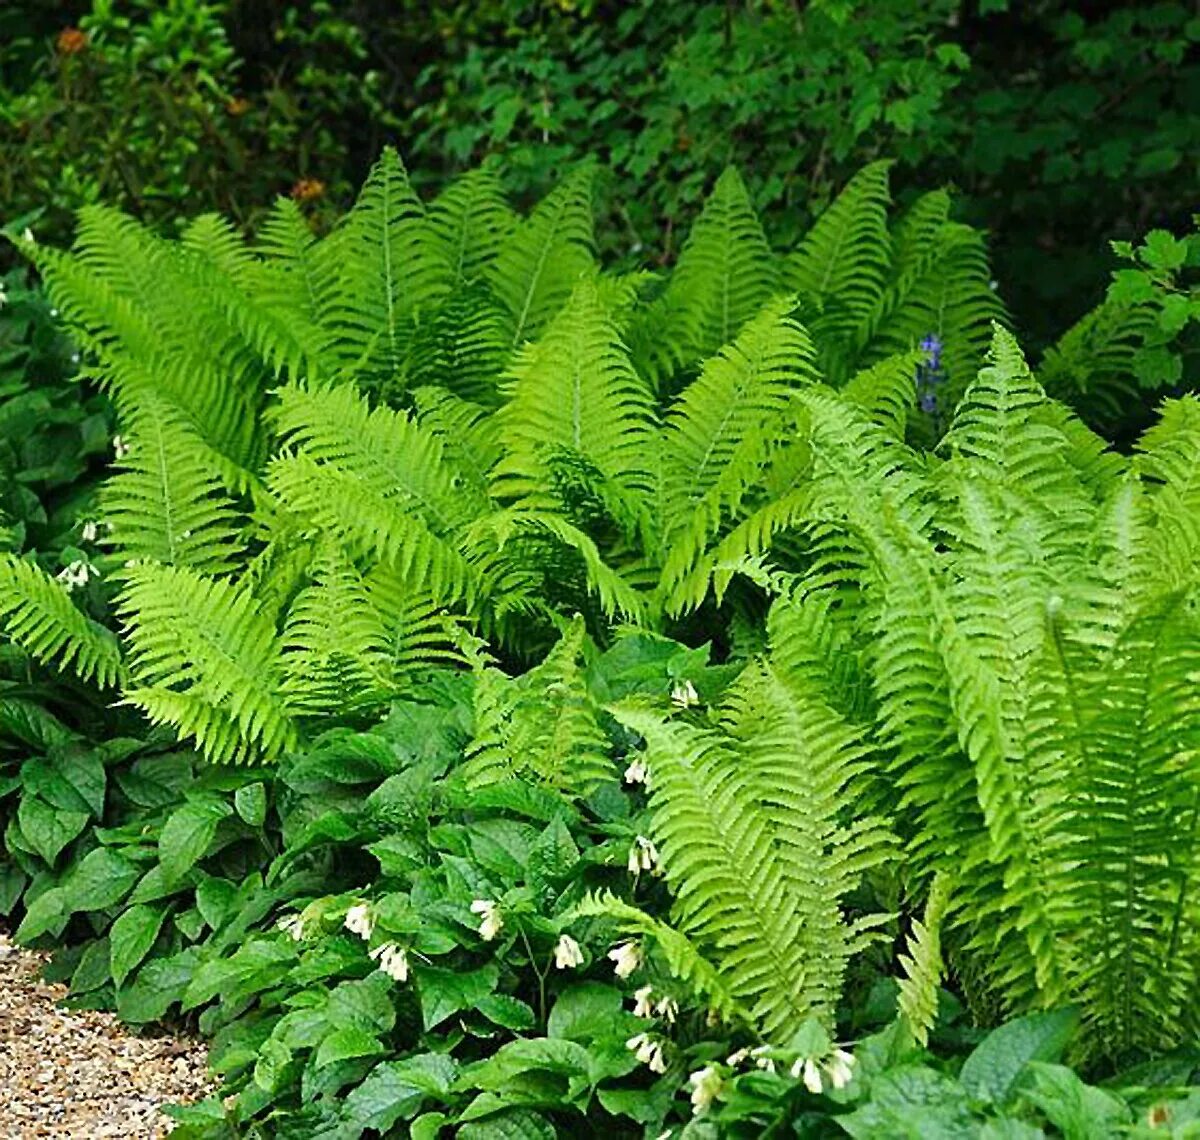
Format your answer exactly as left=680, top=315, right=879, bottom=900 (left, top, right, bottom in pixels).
left=554, top=933, right=584, bottom=969
left=56, top=26, right=88, bottom=55
left=632, top=984, right=678, bottom=1023
left=608, top=939, right=641, bottom=978
left=343, top=900, right=375, bottom=939
left=369, top=941, right=409, bottom=982
left=627, top=834, right=660, bottom=875
left=916, top=333, right=945, bottom=420
left=56, top=559, right=98, bottom=592
left=471, top=898, right=503, bottom=941
left=626, top=1032, right=668, bottom=1074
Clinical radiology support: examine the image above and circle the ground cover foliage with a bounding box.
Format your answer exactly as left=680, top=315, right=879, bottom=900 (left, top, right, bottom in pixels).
left=0, top=152, right=1198, bottom=1136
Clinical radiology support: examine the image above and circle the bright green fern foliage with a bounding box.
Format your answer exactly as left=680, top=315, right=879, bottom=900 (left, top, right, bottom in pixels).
left=5, top=149, right=1001, bottom=764
left=743, top=327, right=1200, bottom=1064
left=613, top=657, right=892, bottom=1042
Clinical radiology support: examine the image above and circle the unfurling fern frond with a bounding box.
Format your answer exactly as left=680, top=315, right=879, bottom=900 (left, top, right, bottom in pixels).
left=614, top=663, right=890, bottom=1041
left=0, top=555, right=124, bottom=687
left=117, top=563, right=296, bottom=763
left=461, top=617, right=613, bottom=795
left=488, top=164, right=596, bottom=347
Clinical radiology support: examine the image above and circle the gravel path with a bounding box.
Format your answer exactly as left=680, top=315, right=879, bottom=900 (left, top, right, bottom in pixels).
left=0, top=931, right=213, bottom=1138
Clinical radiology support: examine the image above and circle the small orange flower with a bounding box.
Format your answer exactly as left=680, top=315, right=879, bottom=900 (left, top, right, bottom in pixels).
left=290, top=178, right=326, bottom=203
left=225, top=97, right=251, bottom=117
left=56, top=27, right=88, bottom=55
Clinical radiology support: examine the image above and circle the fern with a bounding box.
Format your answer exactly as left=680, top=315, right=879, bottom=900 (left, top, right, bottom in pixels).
left=492, top=277, right=657, bottom=522
left=635, top=167, right=779, bottom=385
left=614, top=663, right=891, bottom=1041
left=897, top=873, right=953, bottom=1047
left=117, top=563, right=296, bottom=763
left=461, top=617, right=613, bottom=795
left=0, top=555, right=124, bottom=687
left=488, top=164, right=595, bottom=347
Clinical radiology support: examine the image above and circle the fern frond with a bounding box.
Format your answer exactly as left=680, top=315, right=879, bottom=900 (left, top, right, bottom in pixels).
left=1135, top=395, right=1200, bottom=586
left=492, top=278, right=657, bottom=519
left=783, top=160, right=892, bottom=380
left=269, top=382, right=483, bottom=606
left=426, top=164, right=516, bottom=285
left=635, top=167, right=778, bottom=385
left=567, top=890, right=743, bottom=1023
left=897, top=873, right=953, bottom=1047
left=841, top=352, right=919, bottom=439
left=658, top=300, right=818, bottom=612
left=325, top=147, right=448, bottom=386
left=278, top=545, right=393, bottom=716
left=101, top=397, right=245, bottom=574
left=461, top=617, right=613, bottom=795
left=117, top=563, right=296, bottom=762
left=615, top=671, right=890, bottom=1041
left=0, top=555, right=124, bottom=687
left=403, top=283, right=510, bottom=405
left=487, top=164, right=595, bottom=346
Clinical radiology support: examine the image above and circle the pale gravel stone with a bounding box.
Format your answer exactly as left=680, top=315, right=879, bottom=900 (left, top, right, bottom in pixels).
left=0, top=931, right=213, bottom=1137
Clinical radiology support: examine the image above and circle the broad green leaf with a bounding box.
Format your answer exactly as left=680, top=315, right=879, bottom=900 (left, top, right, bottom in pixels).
left=960, top=1008, right=1080, bottom=1107
left=234, top=781, right=267, bottom=827
left=1016, top=1062, right=1131, bottom=1140
left=326, top=973, right=397, bottom=1035
left=110, top=903, right=169, bottom=987
left=159, top=797, right=233, bottom=885
left=343, top=1054, right=459, bottom=1131
left=64, top=847, right=140, bottom=911
left=476, top=994, right=536, bottom=1031
left=414, top=962, right=499, bottom=1029
left=314, top=1026, right=384, bottom=1069
left=458, top=1109, right=556, bottom=1140
left=547, top=982, right=625, bottom=1042
left=18, top=794, right=88, bottom=864
left=15, top=885, right=67, bottom=941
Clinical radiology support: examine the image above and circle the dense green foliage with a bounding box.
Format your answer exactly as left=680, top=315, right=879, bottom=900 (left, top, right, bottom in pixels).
left=3, top=0, right=1196, bottom=361
left=0, top=145, right=1196, bottom=1136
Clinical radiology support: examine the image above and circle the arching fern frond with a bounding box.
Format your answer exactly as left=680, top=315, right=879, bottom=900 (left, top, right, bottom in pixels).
left=101, top=396, right=245, bottom=575
left=487, top=164, right=596, bottom=347
left=614, top=667, right=890, bottom=1042
left=0, top=555, right=124, bottom=687
left=658, top=300, right=818, bottom=613
left=567, top=890, right=742, bottom=1023
left=635, top=167, right=778, bottom=385
left=492, top=277, right=657, bottom=520
left=117, top=562, right=296, bottom=763
left=783, top=160, right=892, bottom=380
left=325, top=147, right=448, bottom=387
left=426, top=164, right=516, bottom=285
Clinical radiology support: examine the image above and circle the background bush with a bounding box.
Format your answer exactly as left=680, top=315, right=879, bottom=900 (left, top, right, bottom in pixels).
left=3, top=0, right=1196, bottom=351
